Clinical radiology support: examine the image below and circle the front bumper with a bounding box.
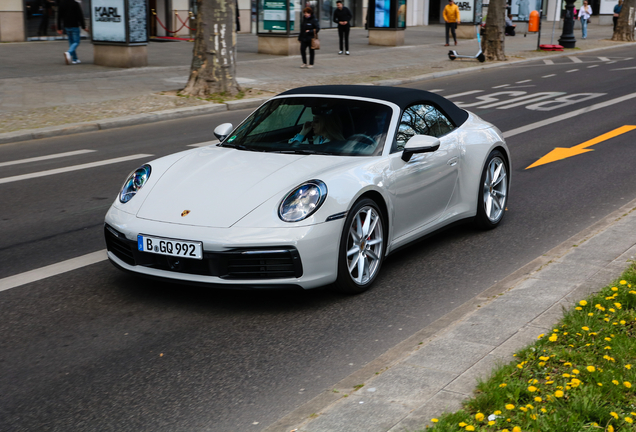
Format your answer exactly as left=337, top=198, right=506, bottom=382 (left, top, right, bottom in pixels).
left=104, top=206, right=343, bottom=289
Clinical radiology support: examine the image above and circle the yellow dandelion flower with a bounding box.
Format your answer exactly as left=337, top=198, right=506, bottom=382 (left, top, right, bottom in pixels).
left=431, top=418, right=439, bottom=423
left=528, top=386, right=538, bottom=392
left=620, top=320, right=626, bottom=325
left=614, top=302, right=622, bottom=309
left=610, top=412, right=619, bottom=419
left=612, top=380, right=619, bottom=385
left=499, top=383, right=508, bottom=388
left=526, top=404, right=534, bottom=409
left=612, top=286, right=619, bottom=291
left=465, top=426, right=475, bottom=431
left=459, top=421, right=467, bottom=427
left=608, top=425, right=614, bottom=432
left=554, top=390, right=564, bottom=398
left=604, top=318, right=610, bottom=322
left=488, top=420, right=495, bottom=426
left=609, top=308, right=616, bottom=313
left=540, top=408, right=547, bottom=413
left=625, top=417, right=633, bottom=424
left=572, top=369, right=580, bottom=374
left=575, top=307, right=582, bottom=311
left=624, top=382, right=632, bottom=388
left=549, top=334, right=558, bottom=342
left=546, top=381, right=554, bottom=385
left=580, top=300, right=588, bottom=306
left=587, top=366, right=596, bottom=372
left=588, top=312, right=594, bottom=316
left=539, top=362, right=546, bottom=367
left=539, top=356, right=550, bottom=361
left=529, top=379, right=538, bottom=384
left=537, top=334, right=544, bottom=339
left=494, top=410, right=502, bottom=415
left=562, top=373, right=571, bottom=378
left=630, top=291, right=636, bottom=294
left=506, top=404, right=515, bottom=410
left=512, top=427, right=522, bottom=432
left=553, top=328, right=559, bottom=332
left=534, top=397, right=542, bottom=402
left=625, top=364, right=632, bottom=370
left=519, top=407, right=528, bottom=412
left=604, top=346, right=612, bottom=350
left=564, top=362, right=572, bottom=367
left=582, top=326, right=590, bottom=331
left=620, top=280, right=627, bottom=285
left=598, top=383, right=603, bottom=386
left=502, top=430, right=510, bottom=432
left=530, top=414, right=537, bottom=420
left=475, top=413, right=484, bottom=421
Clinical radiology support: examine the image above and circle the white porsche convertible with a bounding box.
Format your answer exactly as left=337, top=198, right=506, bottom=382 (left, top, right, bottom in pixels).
left=104, top=85, right=510, bottom=294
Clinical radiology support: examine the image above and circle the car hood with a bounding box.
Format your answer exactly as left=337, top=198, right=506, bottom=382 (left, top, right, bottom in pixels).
left=136, top=146, right=355, bottom=228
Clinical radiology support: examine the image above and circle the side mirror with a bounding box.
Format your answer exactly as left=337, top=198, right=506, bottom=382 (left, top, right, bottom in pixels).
left=401, top=135, right=441, bottom=162
left=214, top=123, right=234, bottom=141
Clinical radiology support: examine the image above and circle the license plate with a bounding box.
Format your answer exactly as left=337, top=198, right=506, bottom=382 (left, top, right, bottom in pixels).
left=137, top=234, right=203, bottom=260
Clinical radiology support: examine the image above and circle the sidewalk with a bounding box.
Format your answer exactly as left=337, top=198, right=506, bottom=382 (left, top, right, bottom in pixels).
left=0, top=23, right=629, bottom=142
left=265, top=195, right=636, bottom=432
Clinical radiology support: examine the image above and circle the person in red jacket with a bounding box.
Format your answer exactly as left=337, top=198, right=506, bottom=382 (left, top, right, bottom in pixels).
left=56, top=0, right=87, bottom=65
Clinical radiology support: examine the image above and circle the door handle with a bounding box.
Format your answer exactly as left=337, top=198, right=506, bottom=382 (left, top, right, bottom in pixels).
left=447, top=157, right=458, bottom=166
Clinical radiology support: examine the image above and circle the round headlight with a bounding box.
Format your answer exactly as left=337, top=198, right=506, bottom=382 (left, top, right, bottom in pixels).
left=279, top=180, right=328, bottom=222
left=119, top=164, right=151, bottom=203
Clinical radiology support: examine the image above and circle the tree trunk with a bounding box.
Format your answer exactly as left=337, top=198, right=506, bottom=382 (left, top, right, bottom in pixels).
left=181, top=0, right=240, bottom=97
left=612, top=0, right=635, bottom=41
left=482, top=0, right=506, bottom=61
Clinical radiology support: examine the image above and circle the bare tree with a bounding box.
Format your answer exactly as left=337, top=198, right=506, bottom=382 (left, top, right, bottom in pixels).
left=181, top=0, right=241, bottom=97
left=612, top=0, right=635, bottom=41
left=481, top=0, right=506, bottom=61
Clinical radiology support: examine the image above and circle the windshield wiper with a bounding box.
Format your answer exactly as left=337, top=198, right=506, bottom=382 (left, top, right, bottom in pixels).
left=221, top=143, right=262, bottom=152
left=274, top=149, right=331, bottom=155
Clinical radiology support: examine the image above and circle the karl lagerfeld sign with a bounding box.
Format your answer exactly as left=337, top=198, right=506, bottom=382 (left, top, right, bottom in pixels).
left=91, top=0, right=148, bottom=44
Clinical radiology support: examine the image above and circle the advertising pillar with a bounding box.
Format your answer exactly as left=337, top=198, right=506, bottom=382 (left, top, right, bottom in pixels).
left=368, top=0, right=407, bottom=46
left=91, top=0, right=149, bottom=67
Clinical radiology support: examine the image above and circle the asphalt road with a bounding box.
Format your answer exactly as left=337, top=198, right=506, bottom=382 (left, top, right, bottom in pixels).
left=1, top=46, right=636, bottom=431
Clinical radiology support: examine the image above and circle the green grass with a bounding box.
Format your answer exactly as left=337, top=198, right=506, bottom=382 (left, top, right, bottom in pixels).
left=425, top=265, right=636, bottom=432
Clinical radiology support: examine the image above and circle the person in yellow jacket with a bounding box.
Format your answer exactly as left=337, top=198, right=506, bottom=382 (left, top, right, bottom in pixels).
left=443, top=0, right=461, bottom=46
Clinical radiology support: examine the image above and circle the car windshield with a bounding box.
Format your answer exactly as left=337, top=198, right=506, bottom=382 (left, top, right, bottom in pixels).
left=221, top=97, right=393, bottom=156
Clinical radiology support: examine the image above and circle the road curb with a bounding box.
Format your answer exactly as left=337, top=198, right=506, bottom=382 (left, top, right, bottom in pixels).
left=0, top=42, right=632, bottom=146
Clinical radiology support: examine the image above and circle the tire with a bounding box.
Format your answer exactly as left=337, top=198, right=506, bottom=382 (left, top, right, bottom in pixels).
left=474, top=150, right=508, bottom=230
left=448, top=52, right=456, bottom=60
left=477, top=53, right=485, bottom=62
left=332, top=198, right=386, bottom=294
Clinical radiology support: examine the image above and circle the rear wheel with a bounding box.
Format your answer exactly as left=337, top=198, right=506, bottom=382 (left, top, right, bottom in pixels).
left=332, top=198, right=386, bottom=294
left=474, top=150, right=508, bottom=229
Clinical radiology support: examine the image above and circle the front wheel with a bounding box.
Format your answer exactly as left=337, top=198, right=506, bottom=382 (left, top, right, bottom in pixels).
left=474, top=150, right=508, bottom=230
left=332, top=198, right=386, bottom=294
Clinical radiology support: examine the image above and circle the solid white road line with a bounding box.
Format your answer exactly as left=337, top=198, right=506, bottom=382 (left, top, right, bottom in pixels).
left=0, top=150, right=96, bottom=168
left=0, top=250, right=107, bottom=293
left=503, top=91, right=636, bottom=138
left=0, top=154, right=153, bottom=185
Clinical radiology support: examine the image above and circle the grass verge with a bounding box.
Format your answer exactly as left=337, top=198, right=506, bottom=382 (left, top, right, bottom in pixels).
left=425, top=265, right=636, bottom=432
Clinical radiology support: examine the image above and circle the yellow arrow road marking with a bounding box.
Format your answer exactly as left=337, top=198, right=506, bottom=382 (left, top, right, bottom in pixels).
left=526, top=125, right=636, bottom=169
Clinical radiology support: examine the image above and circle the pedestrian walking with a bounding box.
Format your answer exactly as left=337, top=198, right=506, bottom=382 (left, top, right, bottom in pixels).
left=333, top=0, right=352, bottom=55
left=443, top=0, right=460, bottom=46
left=613, top=0, right=623, bottom=32
left=299, top=7, right=320, bottom=69
left=56, top=0, right=87, bottom=65
left=578, top=0, right=592, bottom=39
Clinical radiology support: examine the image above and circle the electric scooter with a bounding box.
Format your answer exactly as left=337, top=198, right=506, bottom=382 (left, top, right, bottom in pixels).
left=448, top=23, right=485, bottom=63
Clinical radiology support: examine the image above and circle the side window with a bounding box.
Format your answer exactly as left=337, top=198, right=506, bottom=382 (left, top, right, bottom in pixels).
left=394, top=104, right=455, bottom=151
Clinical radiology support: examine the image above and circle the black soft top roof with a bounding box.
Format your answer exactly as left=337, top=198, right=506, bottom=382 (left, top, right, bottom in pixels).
left=280, top=85, right=469, bottom=127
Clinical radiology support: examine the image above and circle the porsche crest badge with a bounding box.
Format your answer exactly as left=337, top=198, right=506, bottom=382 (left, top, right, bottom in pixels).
left=181, top=210, right=191, bottom=217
